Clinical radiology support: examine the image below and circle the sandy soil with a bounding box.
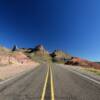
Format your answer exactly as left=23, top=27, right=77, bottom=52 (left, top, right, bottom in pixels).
left=0, top=63, right=39, bottom=80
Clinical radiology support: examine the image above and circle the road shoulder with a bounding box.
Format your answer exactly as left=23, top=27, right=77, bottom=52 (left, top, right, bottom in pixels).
left=57, top=64, right=100, bottom=86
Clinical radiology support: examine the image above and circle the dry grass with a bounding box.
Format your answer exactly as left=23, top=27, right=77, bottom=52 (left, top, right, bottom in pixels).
left=83, top=68, right=100, bottom=75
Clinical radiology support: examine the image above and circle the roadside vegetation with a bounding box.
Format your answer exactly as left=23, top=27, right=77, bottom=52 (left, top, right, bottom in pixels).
left=83, top=68, right=100, bottom=75
left=25, top=52, right=52, bottom=63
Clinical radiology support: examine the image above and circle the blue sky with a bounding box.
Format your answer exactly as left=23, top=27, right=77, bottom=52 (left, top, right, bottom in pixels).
left=0, top=0, right=100, bottom=61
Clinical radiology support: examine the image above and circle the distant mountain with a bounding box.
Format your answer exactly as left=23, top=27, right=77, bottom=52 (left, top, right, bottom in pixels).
left=32, top=44, right=49, bottom=56
left=20, top=44, right=48, bottom=55
left=0, top=44, right=100, bottom=69
left=19, top=44, right=51, bottom=63
left=50, top=50, right=72, bottom=63
left=50, top=49, right=100, bottom=69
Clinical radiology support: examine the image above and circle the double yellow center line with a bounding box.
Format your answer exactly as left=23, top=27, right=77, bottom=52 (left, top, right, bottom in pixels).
left=50, top=65, right=55, bottom=100
left=41, top=64, right=55, bottom=100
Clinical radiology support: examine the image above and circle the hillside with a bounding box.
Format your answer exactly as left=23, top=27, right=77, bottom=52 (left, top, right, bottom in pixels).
left=0, top=44, right=100, bottom=69
left=19, top=44, right=52, bottom=63
left=0, top=46, right=34, bottom=65
left=0, top=45, right=39, bottom=80
left=50, top=50, right=72, bottom=63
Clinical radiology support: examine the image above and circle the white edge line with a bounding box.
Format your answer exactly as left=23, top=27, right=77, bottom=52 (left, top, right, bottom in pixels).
left=61, top=66, right=100, bottom=85
left=50, top=65, right=55, bottom=100
left=69, top=69, right=100, bottom=85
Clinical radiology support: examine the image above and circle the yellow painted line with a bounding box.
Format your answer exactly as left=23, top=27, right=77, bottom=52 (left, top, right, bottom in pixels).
left=41, top=65, right=49, bottom=100
left=50, top=65, right=55, bottom=100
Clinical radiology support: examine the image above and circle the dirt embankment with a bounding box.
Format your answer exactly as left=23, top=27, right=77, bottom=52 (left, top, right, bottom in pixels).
left=0, top=51, right=35, bottom=65
left=0, top=63, right=39, bottom=80
left=0, top=48, right=39, bottom=80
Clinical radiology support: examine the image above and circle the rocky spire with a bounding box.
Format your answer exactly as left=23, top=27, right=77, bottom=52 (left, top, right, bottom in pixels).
left=12, top=45, right=18, bottom=51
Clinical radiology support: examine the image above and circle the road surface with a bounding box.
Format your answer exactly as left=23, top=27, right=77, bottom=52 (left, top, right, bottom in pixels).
left=0, top=64, right=100, bottom=100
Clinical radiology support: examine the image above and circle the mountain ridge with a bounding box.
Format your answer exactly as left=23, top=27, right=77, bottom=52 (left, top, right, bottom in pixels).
left=0, top=44, right=100, bottom=69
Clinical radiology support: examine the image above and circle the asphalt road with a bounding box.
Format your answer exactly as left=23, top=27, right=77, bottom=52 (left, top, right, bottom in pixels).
left=0, top=64, right=100, bottom=100
left=52, top=64, right=100, bottom=100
